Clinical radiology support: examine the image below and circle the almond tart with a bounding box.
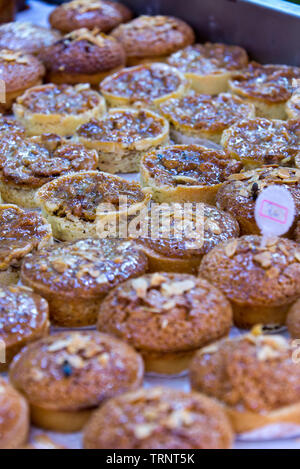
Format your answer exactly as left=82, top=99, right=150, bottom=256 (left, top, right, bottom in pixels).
left=0, top=22, right=61, bottom=55
left=140, top=144, right=242, bottom=203
left=76, top=108, right=169, bottom=173
left=167, top=42, right=248, bottom=95
left=83, top=387, right=234, bottom=449
left=13, top=83, right=106, bottom=137
left=21, top=238, right=148, bottom=327
left=199, top=235, right=300, bottom=328
left=9, top=331, right=144, bottom=432
left=190, top=331, right=300, bottom=433
left=160, top=91, right=255, bottom=145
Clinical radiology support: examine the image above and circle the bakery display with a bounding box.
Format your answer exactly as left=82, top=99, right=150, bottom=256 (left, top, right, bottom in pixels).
left=0, top=285, right=49, bottom=371
left=199, top=235, right=300, bottom=328
left=83, top=387, right=234, bottom=449
left=111, top=15, right=195, bottom=65
left=0, top=204, right=52, bottom=285
left=13, top=83, right=106, bottom=136
left=21, top=238, right=148, bottom=327
left=140, top=144, right=242, bottom=203
left=49, top=0, right=132, bottom=34
left=286, top=299, right=300, bottom=339
left=168, top=43, right=248, bottom=94
left=190, top=331, right=300, bottom=433
left=229, top=62, right=300, bottom=119
left=76, top=108, right=169, bottom=173
left=160, top=92, right=255, bottom=144
left=9, top=331, right=144, bottom=432
left=0, top=22, right=61, bottom=55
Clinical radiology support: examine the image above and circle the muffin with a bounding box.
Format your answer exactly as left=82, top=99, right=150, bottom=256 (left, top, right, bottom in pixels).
left=216, top=166, right=300, bottom=236
left=229, top=62, right=300, bottom=119
left=190, top=331, right=300, bottom=433
left=133, top=203, right=239, bottom=274
left=199, top=235, right=300, bottom=328
left=140, top=144, right=242, bottom=203
left=111, top=15, right=195, bottom=66
left=0, top=378, right=29, bottom=449
left=35, top=170, right=151, bottom=241
left=49, top=0, right=132, bottom=34
left=13, top=83, right=106, bottom=137
left=100, top=63, right=187, bottom=109
left=286, top=299, right=300, bottom=339
left=221, top=118, right=300, bottom=168
left=286, top=91, right=300, bottom=119
left=0, top=22, right=61, bottom=55
left=160, top=92, right=255, bottom=145
left=0, top=285, right=49, bottom=371
left=168, top=43, right=248, bottom=94
left=40, top=28, right=126, bottom=85
left=9, top=331, right=144, bottom=432
left=0, top=204, right=52, bottom=286
left=21, top=238, right=148, bottom=327
left=0, top=49, right=45, bottom=112
left=76, top=108, right=169, bottom=173
left=98, top=272, right=232, bottom=374
left=83, top=387, right=234, bottom=449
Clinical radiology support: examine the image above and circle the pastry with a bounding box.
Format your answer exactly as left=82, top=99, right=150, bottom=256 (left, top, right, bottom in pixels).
left=21, top=238, right=148, bottom=327
left=160, top=91, right=255, bottom=144
left=199, top=235, right=300, bottom=328
left=0, top=22, right=61, bottom=55
left=9, top=331, right=144, bottom=432
left=76, top=108, right=169, bottom=173
left=286, top=299, right=300, bottom=339
left=286, top=91, right=300, bottom=119
left=13, top=83, right=106, bottom=137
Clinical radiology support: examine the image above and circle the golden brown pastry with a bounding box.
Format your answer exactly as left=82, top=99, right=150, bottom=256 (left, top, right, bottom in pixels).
left=0, top=22, right=61, bottom=55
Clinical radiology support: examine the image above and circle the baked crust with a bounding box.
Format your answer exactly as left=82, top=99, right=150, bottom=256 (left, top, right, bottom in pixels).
left=286, top=91, right=300, bottom=119
left=9, top=331, right=144, bottom=432
left=100, top=63, right=187, bottom=108
left=13, top=83, right=106, bottom=137
left=0, top=22, right=61, bottom=55
left=168, top=43, right=248, bottom=94
left=111, top=15, right=195, bottom=62
left=0, top=378, right=29, bottom=449
left=216, top=166, right=300, bottom=236
left=21, top=238, right=148, bottom=327
left=286, top=299, right=300, bottom=339
left=199, top=235, right=300, bottom=327
left=76, top=108, right=169, bottom=172
left=141, top=144, right=242, bottom=203
left=83, top=387, right=233, bottom=449
left=49, top=0, right=132, bottom=34
left=221, top=118, right=300, bottom=168
left=40, top=28, right=126, bottom=85
left=160, top=92, right=255, bottom=144
left=190, top=332, right=300, bottom=432
left=0, top=285, right=49, bottom=371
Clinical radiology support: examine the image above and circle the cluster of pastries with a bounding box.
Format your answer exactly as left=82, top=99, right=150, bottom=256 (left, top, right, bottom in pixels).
left=0, top=0, right=299, bottom=450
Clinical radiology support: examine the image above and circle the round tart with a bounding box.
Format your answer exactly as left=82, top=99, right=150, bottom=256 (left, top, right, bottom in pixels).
left=83, top=387, right=233, bottom=449
left=199, top=235, right=300, bottom=328
left=0, top=378, right=29, bottom=449
left=13, top=83, right=106, bottom=137
left=35, top=170, right=151, bottom=241
left=221, top=118, right=300, bottom=168
left=286, top=299, right=300, bottom=339
left=100, top=63, right=187, bottom=109
left=39, top=28, right=126, bottom=85
left=76, top=108, right=169, bottom=173
left=141, top=144, right=242, bottom=203
left=111, top=15, right=195, bottom=66
left=0, top=133, right=98, bottom=209
left=216, top=166, right=300, bottom=236
left=160, top=92, right=255, bottom=144
left=0, top=22, right=61, bottom=55
left=49, top=0, right=132, bottom=34
left=0, top=204, right=52, bottom=286
left=133, top=203, right=239, bottom=274
left=0, top=285, right=49, bottom=371
left=98, top=272, right=232, bottom=374
left=190, top=331, right=300, bottom=433
left=168, top=42, right=248, bottom=94
left=0, top=49, right=45, bottom=112
left=229, top=62, right=300, bottom=119
left=286, top=91, right=300, bottom=120
left=9, top=331, right=144, bottom=432
left=21, top=238, right=148, bottom=327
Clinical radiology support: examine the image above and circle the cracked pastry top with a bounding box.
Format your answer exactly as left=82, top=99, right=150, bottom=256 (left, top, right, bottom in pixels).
left=0, top=22, right=61, bottom=55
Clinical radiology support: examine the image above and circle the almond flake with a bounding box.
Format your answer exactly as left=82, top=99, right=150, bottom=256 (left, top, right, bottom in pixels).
left=98, top=353, right=109, bottom=366
left=132, top=278, right=148, bottom=298
left=225, top=239, right=238, bottom=258
left=162, top=300, right=176, bottom=311
left=161, top=318, right=169, bottom=329
left=162, top=279, right=195, bottom=296
left=254, top=251, right=272, bottom=269
left=250, top=324, right=263, bottom=336
left=266, top=266, right=280, bottom=279
left=150, top=273, right=166, bottom=287
left=277, top=168, right=291, bottom=179
left=257, top=345, right=280, bottom=361
left=295, top=252, right=300, bottom=262
left=134, top=424, right=156, bottom=439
